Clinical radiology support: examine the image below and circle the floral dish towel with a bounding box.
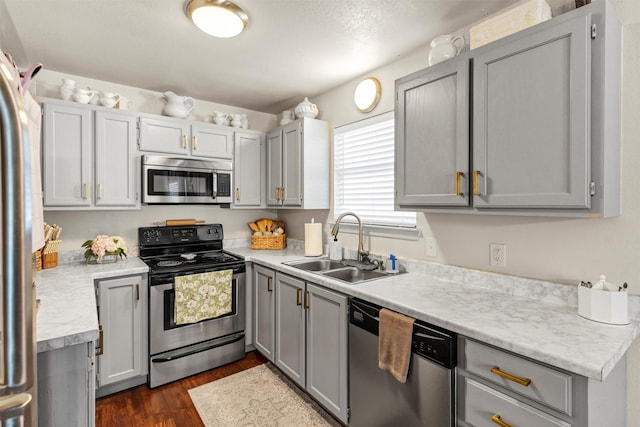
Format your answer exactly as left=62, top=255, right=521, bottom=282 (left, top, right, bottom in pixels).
left=174, top=269, right=233, bottom=325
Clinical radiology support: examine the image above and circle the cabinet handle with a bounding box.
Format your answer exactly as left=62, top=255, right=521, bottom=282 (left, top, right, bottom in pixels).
left=280, top=187, right=285, bottom=201
left=455, top=172, right=463, bottom=196
left=473, top=170, right=480, bottom=196
left=274, top=187, right=279, bottom=201
left=96, top=325, right=104, bottom=356
left=97, top=183, right=103, bottom=199
left=136, top=284, right=140, bottom=301
left=491, top=414, right=513, bottom=427
left=183, top=135, right=188, bottom=149
left=267, top=277, right=273, bottom=292
left=193, top=135, right=198, bottom=150
left=83, top=183, right=89, bottom=199
left=296, top=288, right=302, bottom=306
left=236, top=188, right=240, bottom=201
left=303, top=291, right=309, bottom=310
left=491, top=366, right=532, bottom=387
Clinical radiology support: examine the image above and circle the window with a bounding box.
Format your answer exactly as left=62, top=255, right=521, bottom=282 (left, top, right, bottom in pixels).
left=333, top=111, right=416, bottom=228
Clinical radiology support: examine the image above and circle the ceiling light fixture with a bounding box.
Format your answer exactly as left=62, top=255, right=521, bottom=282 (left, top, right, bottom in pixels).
left=186, top=0, right=248, bottom=38
left=354, top=77, right=381, bottom=113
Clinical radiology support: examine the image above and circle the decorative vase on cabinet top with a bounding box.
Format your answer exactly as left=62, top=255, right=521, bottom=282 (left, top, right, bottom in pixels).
left=162, top=91, right=196, bottom=119
left=294, top=97, right=319, bottom=119
left=428, top=34, right=465, bottom=66
left=280, top=110, right=294, bottom=125
left=59, top=78, right=76, bottom=101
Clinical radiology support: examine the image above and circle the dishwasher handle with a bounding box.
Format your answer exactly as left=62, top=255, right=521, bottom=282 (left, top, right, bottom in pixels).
left=350, top=298, right=381, bottom=336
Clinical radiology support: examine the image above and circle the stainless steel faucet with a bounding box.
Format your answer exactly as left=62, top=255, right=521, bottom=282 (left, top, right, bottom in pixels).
left=331, top=212, right=368, bottom=262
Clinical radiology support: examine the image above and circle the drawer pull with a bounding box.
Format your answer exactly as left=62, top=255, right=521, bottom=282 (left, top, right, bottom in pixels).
left=183, top=135, right=188, bottom=149
left=491, top=414, right=513, bottom=427
left=491, top=366, right=532, bottom=387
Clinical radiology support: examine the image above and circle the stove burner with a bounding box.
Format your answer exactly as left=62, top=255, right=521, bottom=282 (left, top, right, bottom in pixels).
left=157, top=260, right=183, bottom=267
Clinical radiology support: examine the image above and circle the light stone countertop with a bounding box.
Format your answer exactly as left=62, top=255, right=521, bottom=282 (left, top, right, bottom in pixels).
left=35, top=257, right=149, bottom=353
left=227, top=245, right=640, bottom=382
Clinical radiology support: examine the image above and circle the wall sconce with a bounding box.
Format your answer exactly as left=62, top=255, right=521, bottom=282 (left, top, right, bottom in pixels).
left=354, top=77, right=381, bottom=113
left=186, top=0, right=248, bottom=38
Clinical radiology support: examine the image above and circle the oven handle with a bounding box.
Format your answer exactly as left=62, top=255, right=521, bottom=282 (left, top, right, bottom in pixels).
left=151, top=333, right=245, bottom=363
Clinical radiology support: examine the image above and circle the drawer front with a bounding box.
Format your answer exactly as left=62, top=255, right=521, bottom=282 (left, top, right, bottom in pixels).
left=462, top=339, right=572, bottom=415
left=463, top=377, right=571, bottom=427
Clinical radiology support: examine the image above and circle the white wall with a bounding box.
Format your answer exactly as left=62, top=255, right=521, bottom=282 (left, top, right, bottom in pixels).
left=281, top=1, right=640, bottom=424
left=32, top=70, right=279, bottom=252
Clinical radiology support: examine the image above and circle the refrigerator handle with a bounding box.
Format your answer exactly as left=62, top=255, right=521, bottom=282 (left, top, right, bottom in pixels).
left=0, top=62, right=33, bottom=394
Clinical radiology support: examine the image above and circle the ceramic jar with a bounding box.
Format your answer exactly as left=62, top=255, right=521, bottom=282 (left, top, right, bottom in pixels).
left=294, top=97, right=319, bottom=119
left=99, top=92, right=121, bottom=108
left=72, top=88, right=96, bottom=104
left=59, top=78, right=76, bottom=101
left=428, top=34, right=465, bottom=66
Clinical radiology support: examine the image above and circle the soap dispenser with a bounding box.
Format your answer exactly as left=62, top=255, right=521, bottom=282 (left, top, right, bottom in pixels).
left=329, top=236, right=342, bottom=261
left=386, top=254, right=399, bottom=274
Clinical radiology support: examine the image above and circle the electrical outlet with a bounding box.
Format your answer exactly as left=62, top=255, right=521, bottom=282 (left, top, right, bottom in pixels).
left=425, top=237, right=437, bottom=258
left=490, top=243, right=506, bottom=267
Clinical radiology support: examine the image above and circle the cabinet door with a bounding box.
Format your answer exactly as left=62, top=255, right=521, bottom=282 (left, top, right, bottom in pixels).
left=191, top=124, right=234, bottom=159
left=266, top=128, right=283, bottom=206
left=97, top=275, right=146, bottom=387
left=395, top=58, right=470, bottom=207
left=306, top=283, right=349, bottom=424
left=253, top=265, right=276, bottom=361
left=94, top=111, right=139, bottom=207
left=233, top=131, right=265, bottom=207
left=275, top=274, right=305, bottom=387
left=473, top=13, right=591, bottom=209
left=139, top=117, right=190, bottom=155
left=282, top=121, right=302, bottom=206
left=42, top=103, right=92, bottom=207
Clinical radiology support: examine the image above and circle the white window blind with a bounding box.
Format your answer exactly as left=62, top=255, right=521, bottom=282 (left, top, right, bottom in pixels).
left=333, top=111, right=416, bottom=227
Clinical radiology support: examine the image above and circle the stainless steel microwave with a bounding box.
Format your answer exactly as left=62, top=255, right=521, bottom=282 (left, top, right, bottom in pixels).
left=142, top=155, right=232, bottom=204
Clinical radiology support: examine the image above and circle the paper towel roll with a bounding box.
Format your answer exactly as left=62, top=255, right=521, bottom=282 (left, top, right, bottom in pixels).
left=304, top=220, right=323, bottom=256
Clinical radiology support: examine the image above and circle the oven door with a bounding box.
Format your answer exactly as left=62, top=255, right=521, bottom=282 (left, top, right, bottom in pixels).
left=149, top=271, right=246, bottom=356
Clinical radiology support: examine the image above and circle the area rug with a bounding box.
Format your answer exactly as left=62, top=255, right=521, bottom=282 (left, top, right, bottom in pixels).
left=188, top=363, right=342, bottom=426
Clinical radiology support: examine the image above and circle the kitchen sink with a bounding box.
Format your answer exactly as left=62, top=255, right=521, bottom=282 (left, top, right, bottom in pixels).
left=322, top=267, right=387, bottom=283
left=284, top=258, right=402, bottom=284
left=284, top=259, right=348, bottom=272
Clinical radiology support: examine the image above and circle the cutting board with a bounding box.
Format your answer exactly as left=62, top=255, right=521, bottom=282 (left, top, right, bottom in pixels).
left=153, top=219, right=205, bottom=226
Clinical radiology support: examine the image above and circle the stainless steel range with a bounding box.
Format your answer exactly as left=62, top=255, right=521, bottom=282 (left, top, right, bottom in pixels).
left=138, top=223, right=246, bottom=388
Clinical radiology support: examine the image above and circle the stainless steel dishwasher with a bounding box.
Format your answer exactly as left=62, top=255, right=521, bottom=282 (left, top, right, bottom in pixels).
left=349, top=298, right=457, bottom=426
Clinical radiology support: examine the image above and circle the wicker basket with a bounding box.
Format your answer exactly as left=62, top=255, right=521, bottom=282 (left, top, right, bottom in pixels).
left=42, top=252, right=58, bottom=269
left=251, top=234, right=287, bottom=250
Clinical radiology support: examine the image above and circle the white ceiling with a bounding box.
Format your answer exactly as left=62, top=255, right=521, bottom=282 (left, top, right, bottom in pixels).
left=1, top=0, right=571, bottom=113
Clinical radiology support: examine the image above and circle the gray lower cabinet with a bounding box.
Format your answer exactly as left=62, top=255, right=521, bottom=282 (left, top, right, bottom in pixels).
left=253, top=265, right=276, bottom=361
left=233, top=129, right=265, bottom=207
left=38, top=342, right=96, bottom=427
left=457, top=337, right=626, bottom=426
left=95, top=274, right=148, bottom=397
left=254, top=266, right=348, bottom=424
left=395, top=0, right=620, bottom=217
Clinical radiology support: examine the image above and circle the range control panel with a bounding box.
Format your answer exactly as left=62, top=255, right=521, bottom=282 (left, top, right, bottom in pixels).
left=139, top=224, right=223, bottom=246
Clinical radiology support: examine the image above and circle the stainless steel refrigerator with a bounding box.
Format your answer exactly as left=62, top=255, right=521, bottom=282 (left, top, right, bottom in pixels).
left=0, top=61, right=37, bottom=425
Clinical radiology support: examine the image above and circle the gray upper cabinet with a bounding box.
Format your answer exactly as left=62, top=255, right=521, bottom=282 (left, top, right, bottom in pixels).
left=42, top=100, right=140, bottom=210
left=266, top=118, right=330, bottom=209
left=473, top=12, right=590, bottom=209
left=395, top=1, right=620, bottom=217
left=138, top=115, right=233, bottom=159
left=395, top=55, right=470, bottom=208
left=233, top=130, right=265, bottom=207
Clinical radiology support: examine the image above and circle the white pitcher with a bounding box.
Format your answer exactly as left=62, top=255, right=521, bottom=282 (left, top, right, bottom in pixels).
left=72, top=88, right=96, bottom=104
left=59, top=78, right=75, bottom=101
left=428, top=34, right=465, bottom=66
left=162, top=91, right=196, bottom=119
left=280, top=110, right=294, bottom=125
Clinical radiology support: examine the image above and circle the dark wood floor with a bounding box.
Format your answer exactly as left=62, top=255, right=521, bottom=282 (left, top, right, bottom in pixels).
left=95, top=351, right=268, bottom=427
